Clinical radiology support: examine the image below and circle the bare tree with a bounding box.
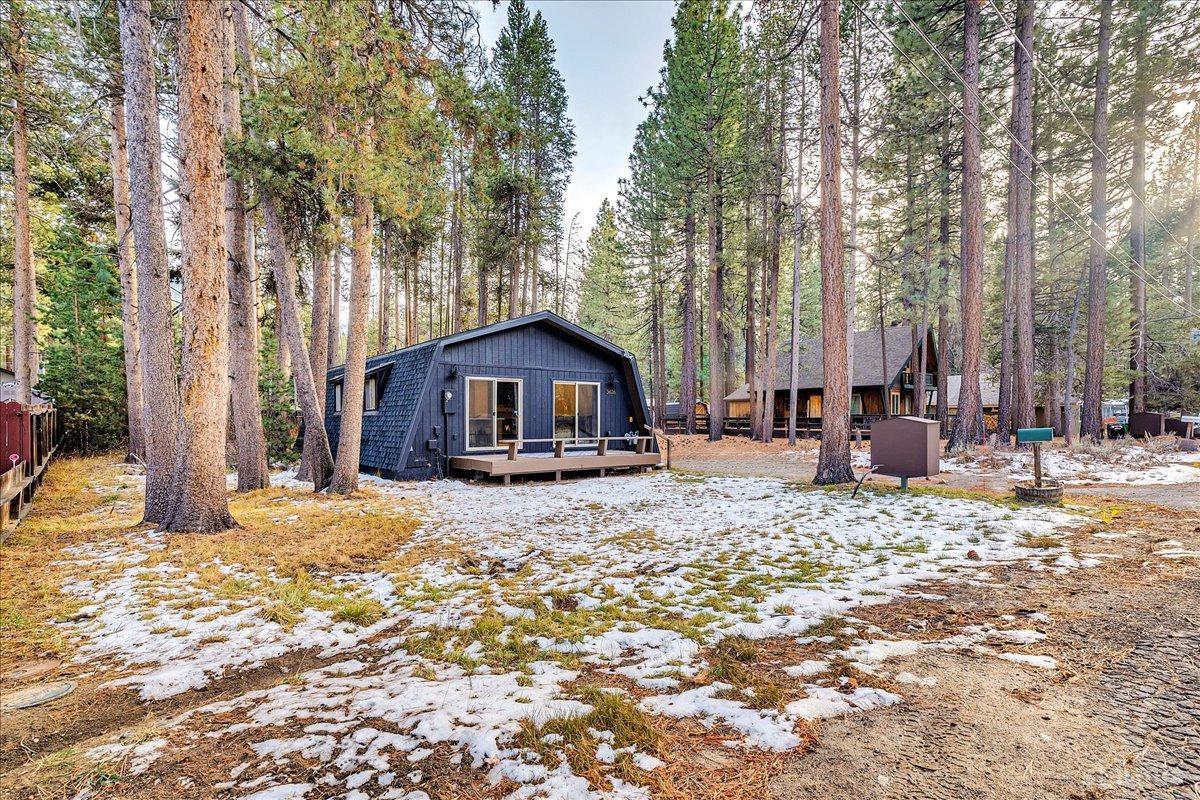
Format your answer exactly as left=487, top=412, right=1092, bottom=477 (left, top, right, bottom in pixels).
left=118, top=0, right=181, bottom=522
left=947, top=0, right=986, bottom=452
left=109, top=89, right=145, bottom=461
left=163, top=0, right=235, bottom=533
left=329, top=164, right=376, bottom=495
left=814, top=0, right=853, bottom=485
left=223, top=0, right=268, bottom=490
left=8, top=9, right=35, bottom=405
left=1079, top=0, right=1112, bottom=442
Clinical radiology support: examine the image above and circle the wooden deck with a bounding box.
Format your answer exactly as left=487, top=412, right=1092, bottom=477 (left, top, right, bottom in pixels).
left=450, top=449, right=662, bottom=483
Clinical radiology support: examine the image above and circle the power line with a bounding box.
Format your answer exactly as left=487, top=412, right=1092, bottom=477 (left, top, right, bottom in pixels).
left=877, top=0, right=1199, bottom=319
left=984, top=0, right=1199, bottom=272
left=888, top=0, right=1197, bottom=318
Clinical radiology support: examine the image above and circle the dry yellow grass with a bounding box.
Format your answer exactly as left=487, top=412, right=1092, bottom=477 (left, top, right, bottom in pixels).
left=146, top=485, right=422, bottom=577
left=1, top=458, right=429, bottom=669
left=1, top=455, right=141, bottom=667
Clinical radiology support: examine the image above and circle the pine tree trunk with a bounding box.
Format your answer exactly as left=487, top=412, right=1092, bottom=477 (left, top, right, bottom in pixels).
left=118, top=0, right=182, bottom=523
left=264, top=198, right=334, bottom=490
left=745, top=197, right=759, bottom=441
left=998, top=172, right=1016, bottom=440
left=223, top=0, right=268, bottom=491
left=706, top=161, right=724, bottom=442
left=947, top=0, right=986, bottom=453
left=1063, top=267, right=1086, bottom=446
left=1128, top=17, right=1148, bottom=414
left=1045, top=336, right=1063, bottom=435
left=760, top=84, right=784, bottom=444
left=329, top=240, right=342, bottom=364
left=379, top=234, right=391, bottom=353
left=109, top=90, right=145, bottom=462
left=681, top=193, right=698, bottom=434
left=298, top=230, right=332, bottom=483
left=788, top=64, right=807, bottom=446
left=9, top=11, right=35, bottom=406
left=1012, top=0, right=1037, bottom=436
left=814, top=0, right=853, bottom=484
left=164, top=0, right=235, bottom=533
left=1080, top=0, right=1112, bottom=442
left=329, top=185, right=375, bottom=495
left=935, top=119, right=951, bottom=435
left=846, top=5, right=861, bottom=420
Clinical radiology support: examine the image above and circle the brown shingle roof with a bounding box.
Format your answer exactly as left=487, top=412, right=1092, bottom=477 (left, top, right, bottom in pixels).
left=725, top=325, right=919, bottom=401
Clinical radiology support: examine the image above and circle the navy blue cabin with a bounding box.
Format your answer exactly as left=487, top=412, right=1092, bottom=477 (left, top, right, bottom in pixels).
left=324, top=311, right=658, bottom=481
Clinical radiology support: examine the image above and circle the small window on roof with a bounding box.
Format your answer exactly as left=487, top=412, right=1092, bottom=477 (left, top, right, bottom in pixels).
left=364, top=377, right=378, bottom=412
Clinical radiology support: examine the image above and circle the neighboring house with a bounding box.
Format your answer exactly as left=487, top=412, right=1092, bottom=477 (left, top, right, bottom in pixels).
left=723, top=325, right=938, bottom=434
left=324, top=311, right=657, bottom=480
left=928, top=374, right=1049, bottom=431
left=0, top=367, right=52, bottom=405
left=928, top=374, right=1001, bottom=420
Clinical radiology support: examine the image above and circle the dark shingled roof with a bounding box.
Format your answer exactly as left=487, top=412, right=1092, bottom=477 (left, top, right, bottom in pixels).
left=725, top=325, right=919, bottom=401
left=326, top=341, right=438, bottom=473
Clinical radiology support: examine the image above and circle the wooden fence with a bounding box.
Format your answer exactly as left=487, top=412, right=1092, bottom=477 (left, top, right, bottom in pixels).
left=663, top=413, right=886, bottom=440
left=2, top=401, right=60, bottom=538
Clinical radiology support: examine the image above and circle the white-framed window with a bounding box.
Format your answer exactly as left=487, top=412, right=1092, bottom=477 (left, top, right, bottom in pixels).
left=466, top=377, right=522, bottom=450
left=851, top=393, right=863, bottom=415
left=333, top=382, right=343, bottom=413
left=890, top=389, right=901, bottom=415
left=554, top=381, right=600, bottom=445
left=364, top=376, right=378, bottom=412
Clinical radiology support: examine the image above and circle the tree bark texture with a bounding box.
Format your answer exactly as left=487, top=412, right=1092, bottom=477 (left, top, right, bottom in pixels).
left=164, top=0, right=236, bottom=533
left=264, top=198, right=335, bottom=490
left=329, top=187, right=375, bottom=494
left=814, top=0, right=853, bottom=485
left=10, top=12, right=36, bottom=406
left=224, top=0, right=269, bottom=491
left=1080, top=0, right=1112, bottom=442
left=947, top=0, right=986, bottom=452
left=109, top=91, right=146, bottom=462
left=1128, top=16, right=1148, bottom=414
left=1011, top=0, right=1037, bottom=435
left=118, top=0, right=182, bottom=523
left=681, top=194, right=698, bottom=434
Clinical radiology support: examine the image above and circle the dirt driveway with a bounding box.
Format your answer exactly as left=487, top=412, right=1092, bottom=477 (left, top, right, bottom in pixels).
left=673, top=436, right=1200, bottom=799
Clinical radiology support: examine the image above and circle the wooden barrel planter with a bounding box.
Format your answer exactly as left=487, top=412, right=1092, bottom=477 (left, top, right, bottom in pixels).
left=1015, top=479, right=1063, bottom=503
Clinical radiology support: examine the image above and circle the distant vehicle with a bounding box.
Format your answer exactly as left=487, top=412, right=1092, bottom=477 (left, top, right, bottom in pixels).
left=1102, top=399, right=1129, bottom=426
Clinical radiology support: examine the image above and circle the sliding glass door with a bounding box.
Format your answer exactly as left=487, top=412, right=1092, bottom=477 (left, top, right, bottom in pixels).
left=466, top=377, right=522, bottom=450
left=554, top=381, right=599, bottom=445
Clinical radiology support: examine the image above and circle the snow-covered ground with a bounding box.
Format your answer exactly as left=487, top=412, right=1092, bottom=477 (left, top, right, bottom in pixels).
left=937, top=442, right=1200, bottom=485
left=63, top=472, right=1087, bottom=799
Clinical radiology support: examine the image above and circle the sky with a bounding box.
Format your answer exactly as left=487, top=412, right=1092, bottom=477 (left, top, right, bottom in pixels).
left=476, top=0, right=676, bottom=242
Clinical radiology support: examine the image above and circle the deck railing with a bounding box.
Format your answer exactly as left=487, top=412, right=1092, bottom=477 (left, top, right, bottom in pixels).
left=2, top=401, right=60, bottom=537
left=498, top=435, right=656, bottom=461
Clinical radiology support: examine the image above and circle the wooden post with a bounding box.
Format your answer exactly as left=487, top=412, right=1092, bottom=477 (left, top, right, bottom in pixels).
left=598, top=439, right=608, bottom=456
left=1033, top=441, right=1042, bottom=488
left=554, top=439, right=565, bottom=458
left=507, top=441, right=518, bottom=461
left=636, top=437, right=646, bottom=454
